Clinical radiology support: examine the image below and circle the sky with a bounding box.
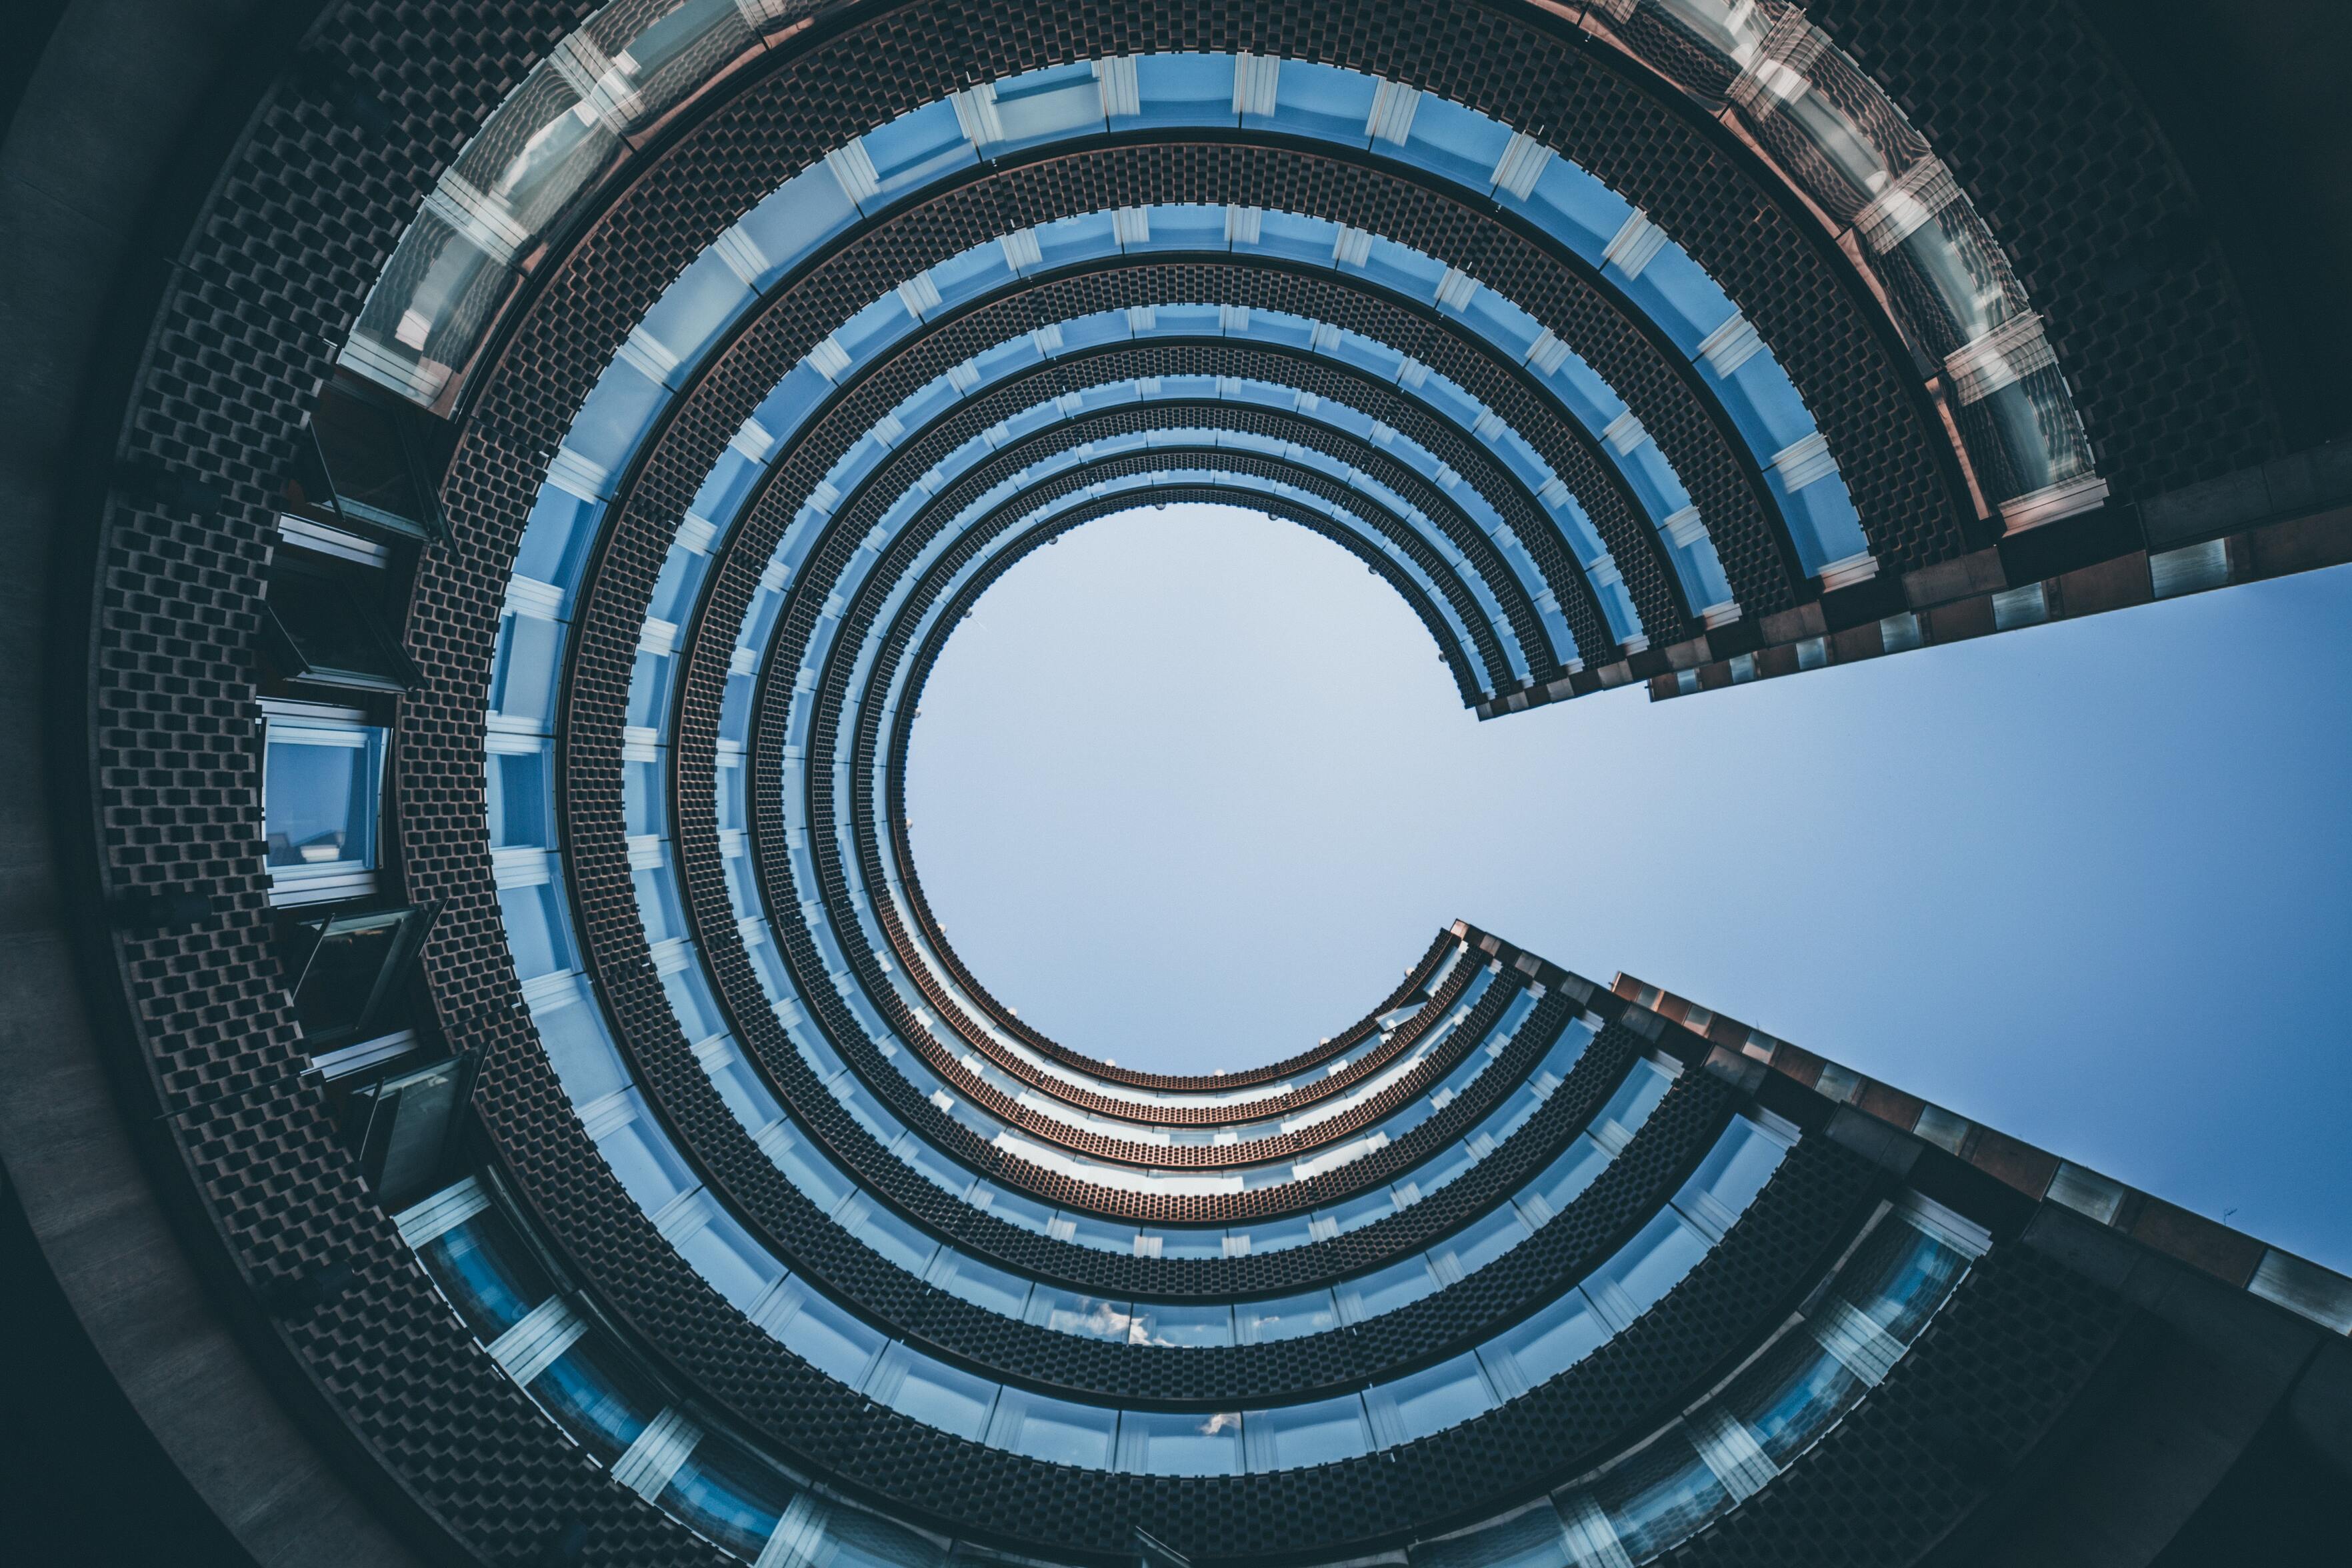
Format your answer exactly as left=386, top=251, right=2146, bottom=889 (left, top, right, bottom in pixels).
left=905, top=503, right=2352, bottom=1271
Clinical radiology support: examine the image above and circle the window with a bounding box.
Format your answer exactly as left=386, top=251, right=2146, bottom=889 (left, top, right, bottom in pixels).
left=1242, top=1395, right=1371, bottom=1471
left=340, top=1050, right=478, bottom=1210
left=285, top=903, right=437, bottom=1046
left=259, top=555, right=417, bottom=694
left=291, top=375, right=445, bottom=540
left=1116, top=1409, right=1242, bottom=1476
left=262, top=700, right=385, bottom=905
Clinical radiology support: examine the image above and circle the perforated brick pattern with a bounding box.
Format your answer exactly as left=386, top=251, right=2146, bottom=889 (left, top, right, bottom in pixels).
left=1676, top=1244, right=2127, bottom=1565
left=74, top=0, right=2259, bottom=1560
left=88, top=1, right=741, bottom=1563
left=1807, top=0, right=2283, bottom=501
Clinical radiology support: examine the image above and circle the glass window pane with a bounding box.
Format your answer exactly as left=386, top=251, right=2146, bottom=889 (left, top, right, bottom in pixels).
left=1235, top=1289, right=1338, bottom=1344
left=1716, top=1332, right=1864, bottom=1465
left=925, top=1249, right=1031, bottom=1317
left=416, top=1211, right=554, bottom=1337
left=1587, top=1434, right=1729, bottom=1561
left=986, top=1388, right=1117, bottom=1468
left=1369, top=1351, right=1495, bottom=1445
left=1243, top=1395, right=1370, bottom=1471
left=265, top=730, right=379, bottom=870
left=771, top=1282, right=884, bottom=1385
left=487, top=745, right=553, bottom=848
left=1594, top=1212, right=1710, bottom=1320
left=529, top=1335, right=662, bottom=1465
left=1116, top=1408, right=1243, bottom=1477
left=1127, top=1301, right=1234, bottom=1347
left=1025, top=1287, right=1140, bottom=1343
left=656, top=1431, right=795, bottom=1559
left=867, top=1344, right=996, bottom=1440
left=1337, top=1255, right=1438, bottom=1324
left=1486, top=1289, right=1605, bottom=1389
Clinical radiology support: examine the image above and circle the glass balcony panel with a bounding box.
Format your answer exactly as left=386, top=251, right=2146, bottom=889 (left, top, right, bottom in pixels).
left=1243, top=1395, right=1371, bottom=1471
left=1128, top=53, right=1234, bottom=128
left=925, top=1249, right=1031, bottom=1317
left=1116, top=1409, right=1242, bottom=1476
left=1235, top=1289, right=1339, bottom=1345
left=511, top=486, right=604, bottom=605
left=489, top=611, right=565, bottom=726
left=677, top=1203, right=785, bottom=1310
left=1264, top=60, right=1376, bottom=142
left=1487, top=1288, right=1605, bottom=1388
left=498, top=878, right=577, bottom=981
left=736, top=165, right=860, bottom=282
left=1593, top=1211, right=1710, bottom=1320
left=1025, top=1287, right=1141, bottom=1343
left=529, top=1334, right=662, bottom=1465
left=867, top=1344, right=996, bottom=1440
left=598, top=1101, right=695, bottom=1213
left=1585, top=1433, right=1729, bottom=1563
left=1339, top=1255, right=1439, bottom=1323
left=1368, top=1351, right=1497, bottom=1445
left=773, top=1282, right=885, bottom=1385
left=656, top=1431, right=796, bottom=1559
left=986, top=1389, right=1117, bottom=1468
left=1129, top=1301, right=1235, bottom=1348
left=533, top=986, right=630, bottom=1103
left=1716, top=1331, right=1865, bottom=1466
left=417, top=1211, right=555, bottom=1338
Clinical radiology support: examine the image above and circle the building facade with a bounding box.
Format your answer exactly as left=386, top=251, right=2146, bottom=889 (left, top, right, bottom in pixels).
left=0, top=1, right=2347, bottom=1564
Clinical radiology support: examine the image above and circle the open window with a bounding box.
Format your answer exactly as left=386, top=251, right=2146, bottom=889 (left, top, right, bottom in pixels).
left=283, top=901, right=439, bottom=1047
left=341, top=1049, right=479, bottom=1211
left=259, top=553, right=420, bottom=694
left=285, top=372, right=447, bottom=543
left=261, top=699, right=386, bottom=906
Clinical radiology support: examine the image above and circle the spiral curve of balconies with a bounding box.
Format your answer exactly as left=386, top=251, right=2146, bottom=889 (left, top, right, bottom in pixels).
left=68, top=3, right=2162, bottom=1566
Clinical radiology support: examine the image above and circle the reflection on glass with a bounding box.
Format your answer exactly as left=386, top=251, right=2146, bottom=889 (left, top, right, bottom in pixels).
left=264, top=729, right=379, bottom=869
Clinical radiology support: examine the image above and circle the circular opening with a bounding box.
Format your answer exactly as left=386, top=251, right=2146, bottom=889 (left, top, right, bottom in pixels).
left=905, top=503, right=1475, bottom=1073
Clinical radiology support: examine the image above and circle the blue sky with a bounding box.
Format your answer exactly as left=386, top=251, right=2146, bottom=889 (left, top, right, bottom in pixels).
left=906, top=503, right=2352, bottom=1271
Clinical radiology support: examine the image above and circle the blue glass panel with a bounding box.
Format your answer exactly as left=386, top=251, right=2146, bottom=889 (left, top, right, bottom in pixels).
left=530, top=1337, right=659, bottom=1465
left=656, top=1431, right=794, bottom=1559
left=417, top=1213, right=554, bottom=1338
left=1391, top=94, right=1512, bottom=191
left=534, top=990, right=629, bottom=1102
left=1617, top=243, right=1736, bottom=355
left=1235, top=1289, right=1339, bottom=1344
left=925, top=1249, right=1030, bottom=1317
left=1243, top=1395, right=1369, bottom=1471
left=678, top=1205, right=785, bottom=1310
left=988, top=62, right=1105, bottom=151
left=1519, top=154, right=1635, bottom=263
left=1117, top=1409, right=1241, bottom=1476
left=1369, top=1351, right=1495, bottom=1443
left=599, top=1104, right=697, bottom=1213
left=486, top=747, right=552, bottom=848
left=775, top=1284, right=885, bottom=1385
left=488, top=611, right=563, bottom=725
left=735, top=165, right=859, bottom=281
left=498, top=878, right=574, bottom=980
left=1337, top=1255, right=1437, bottom=1323
left=989, top=1389, right=1117, bottom=1467
left=565, top=360, right=666, bottom=477
left=1485, top=1288, right=1605, bottom=1387
left=1261, top=60, right=1375, bottom=142
left=1128, top=54, right=1233, bottom=127
left=635, top=249, right=755, bottom=383
left=511, top=486, right=603, bottom=599
left=869, top=1345, right=995, bottom=1439
left=1130, top=1300, right=1235, bottom=1347
left=860, top=100, right=977, bottom=202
